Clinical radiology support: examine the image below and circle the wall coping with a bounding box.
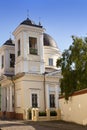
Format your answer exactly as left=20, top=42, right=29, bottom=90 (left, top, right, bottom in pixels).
left=59, top=88, right=87, bottom=99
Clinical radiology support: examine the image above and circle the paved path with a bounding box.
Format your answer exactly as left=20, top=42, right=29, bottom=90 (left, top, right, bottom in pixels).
left=0, top=120, right=87, bottom=130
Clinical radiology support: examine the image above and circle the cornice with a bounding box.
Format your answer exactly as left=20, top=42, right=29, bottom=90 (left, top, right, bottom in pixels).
left=13, top=24, right=45, bottom=37
left=0, top=45, right=15, bottom=53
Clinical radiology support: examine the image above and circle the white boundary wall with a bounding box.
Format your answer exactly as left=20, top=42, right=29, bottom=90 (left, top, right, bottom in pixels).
left=59, top=89, right=87, bottom=125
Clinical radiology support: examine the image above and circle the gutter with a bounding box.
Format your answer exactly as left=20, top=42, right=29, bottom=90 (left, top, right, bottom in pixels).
left=11, top=76, right=15, bottom=113
left=43, top=72, right=48, bottom=110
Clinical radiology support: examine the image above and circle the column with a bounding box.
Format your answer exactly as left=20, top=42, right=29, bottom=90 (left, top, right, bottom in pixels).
left=1, top=87, right=4, bottom=111
left=39, top=34, right=45, bottom=73
left=3, top=87, right=7, bottom=111
left=46, top=109, right=50, bottom=120
left=45, top=84, right=49, bottom=109
left=55, top=85, right=61, bottom=120
left=9, top=86, right=13, bottom=112
left=7, top=87, right=10, bottom=111
left=55, top=85, right=59, bottom=109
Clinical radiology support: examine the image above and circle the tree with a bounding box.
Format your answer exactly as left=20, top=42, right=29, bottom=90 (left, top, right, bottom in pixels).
left=57, top=36, right=87, bottom=100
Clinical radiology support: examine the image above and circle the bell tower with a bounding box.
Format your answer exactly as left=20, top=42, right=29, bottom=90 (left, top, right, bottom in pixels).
left=13, top=18, right=45, bottom=75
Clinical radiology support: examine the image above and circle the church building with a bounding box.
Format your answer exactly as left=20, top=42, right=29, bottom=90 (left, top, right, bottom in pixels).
left=0, top=17, right=61, bottom=120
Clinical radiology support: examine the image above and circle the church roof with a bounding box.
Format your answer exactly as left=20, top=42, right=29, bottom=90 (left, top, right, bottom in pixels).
left=3, top=18, right=58, bottom=49
left=43, top=33, right=58, bottom=48
left=3, top=38, right=15, bottom=46
left=20, top=18, right=42, bottom=28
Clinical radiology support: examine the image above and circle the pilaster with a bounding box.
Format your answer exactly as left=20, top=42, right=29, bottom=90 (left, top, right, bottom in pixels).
left=9, top=86, right=13, bottom=111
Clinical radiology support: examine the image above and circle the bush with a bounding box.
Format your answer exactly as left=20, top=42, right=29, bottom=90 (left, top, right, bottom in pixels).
left=28, top=108, right=32, bottom=119
left=50, top=111, right=57, bottom=116
left=39, top=111, right=46, bottom=116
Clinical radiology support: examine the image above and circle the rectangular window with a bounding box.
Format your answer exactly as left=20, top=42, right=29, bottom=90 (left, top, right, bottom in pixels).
left=1, top=55, right=4, bottom=68
left=49, top=58, right=53, bottom=66
left=18, top=39, right=21, bottom=56
left=50, top=94, right=55, bottom=108
left=29, top=37, right=37, bottom=55
left=32, top=94, right=38, bottom=107
left=10, top=54, right=15, bottom=67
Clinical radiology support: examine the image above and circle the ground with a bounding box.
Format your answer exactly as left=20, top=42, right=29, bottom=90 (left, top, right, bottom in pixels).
left=0, top=120, right=87, bottom=130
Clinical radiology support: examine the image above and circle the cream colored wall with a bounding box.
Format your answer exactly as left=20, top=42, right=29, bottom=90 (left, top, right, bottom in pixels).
left=22, top=80, right=44, bottom=110
left=59, top=93, right=87, bottom=125
left=14, top=74, right=45, bottom=114
left=15, top=78, right=23, bottom=113
left=1, top=78, right=14, bottom=112
left=13, top=25, right=45, bottom=74
left=0, top=45, right=15, bottom=75
left=44, top=46, right=61, bottom=70
left=14, top=73, right=61, bottom=118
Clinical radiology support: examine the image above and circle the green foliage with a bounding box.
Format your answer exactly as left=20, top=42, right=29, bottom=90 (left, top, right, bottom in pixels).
left=57, top=36, right=87, bottom=100
left=27, top=108, right=32, bottom=119
left=50, top=111, right=57, bottom=116
left=39, top=111, right=46, bottom=116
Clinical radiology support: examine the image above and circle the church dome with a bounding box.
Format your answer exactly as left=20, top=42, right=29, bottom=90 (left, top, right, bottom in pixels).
left=20, top=18, right=42, bottom=28
left=3, top=38, right=15, bottom=46
left=43, top=33, right=58, bottom=48
left=20, top=18, right=33, bottom=25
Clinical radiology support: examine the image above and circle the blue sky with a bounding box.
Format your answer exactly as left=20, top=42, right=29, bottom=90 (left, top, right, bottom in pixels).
left=0, top=0, right=87, bottom=51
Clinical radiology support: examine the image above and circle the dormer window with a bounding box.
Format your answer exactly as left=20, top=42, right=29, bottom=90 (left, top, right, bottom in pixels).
left=29, top=37, right=37, bottom=55
left=17, top=39, right=21, bottom=56
left=1, top=55, right=4, bottom=69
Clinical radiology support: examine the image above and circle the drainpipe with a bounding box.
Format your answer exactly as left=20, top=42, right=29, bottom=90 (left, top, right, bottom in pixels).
left=11, top=77, right=15, bottom=113
left=43, top=72, right=46, bottom=110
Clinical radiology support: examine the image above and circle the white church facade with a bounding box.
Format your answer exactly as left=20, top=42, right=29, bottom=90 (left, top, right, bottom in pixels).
left=0, top=18, right=61, bottom=120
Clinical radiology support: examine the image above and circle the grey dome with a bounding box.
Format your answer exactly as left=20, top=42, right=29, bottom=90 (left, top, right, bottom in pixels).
left=3, top=38, right=15, bottom=46
left=20, top=18, right=42, bottom=28
left=43, top=33, right=58, bottom=48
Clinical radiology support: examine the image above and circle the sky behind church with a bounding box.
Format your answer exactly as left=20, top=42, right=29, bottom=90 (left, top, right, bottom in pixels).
left=0, top=0, right=87, bottom=52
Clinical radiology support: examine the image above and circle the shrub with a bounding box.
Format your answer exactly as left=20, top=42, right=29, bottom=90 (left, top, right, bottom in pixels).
left=39, top=111, right=46, bottom=116
left=27, top=108, right=32, bottom=119
left=50, top=111, right=57, bottom=116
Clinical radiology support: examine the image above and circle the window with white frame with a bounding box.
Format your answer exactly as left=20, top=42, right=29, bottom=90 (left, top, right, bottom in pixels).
left=49, top=58, right=53, bottom=66
left=32, top=93, right=38, bottom=107
left=49, top=94, right=55, bottom=108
